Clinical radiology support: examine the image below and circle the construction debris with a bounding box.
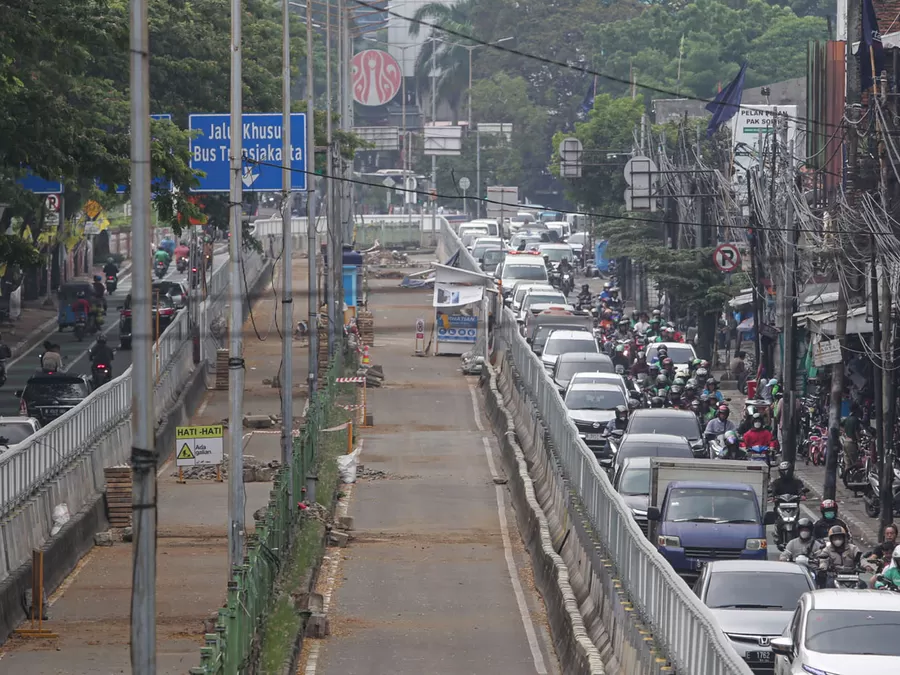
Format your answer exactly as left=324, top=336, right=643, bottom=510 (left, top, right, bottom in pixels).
left=174, top=454, right=281, bottom=482
left=460, top=351, right=485, bottom=375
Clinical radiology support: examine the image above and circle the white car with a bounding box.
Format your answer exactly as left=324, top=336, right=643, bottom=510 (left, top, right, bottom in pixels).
left=0, top=416, right=42, bottom=449
left=563, top=382, right=627, bottom=429
left=541, top=329, right=600, bottom=372
left=517, top=289, right=568, bottom=323
left=772, top=589, right=900, bottom=674
left=565, top=372, right=628, bottom=399
left=511, top=282, right=555, bottom=313
left=537, top=242, right=575, bottom=267
left=645, top=341, right=698, bottom=373
left=497, top=253, right=549, bottom=300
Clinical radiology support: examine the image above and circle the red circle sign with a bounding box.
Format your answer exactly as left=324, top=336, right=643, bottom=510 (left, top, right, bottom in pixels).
left=713, top=243, right=741, bottom=273
left=352, top=49, right=402, bottom=106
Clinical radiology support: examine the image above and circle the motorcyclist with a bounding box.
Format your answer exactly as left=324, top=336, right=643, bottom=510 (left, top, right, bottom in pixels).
left=780, top=518, right=822, bottom=562
left=718, top=429, right=745, bottom=460
left=816, top=525, right=867, bottom=589
left=154, top=246, right=171, bottom=269
left=598, top=282, right=613, bottom=302
left=690, top=399, right=703, bottom=424
left=770, top=461, right=805, bottom=498
left=651, top=374, right=670, bottom=398
left=90, top=334, right=115, bottom=378
left=40, top=340, right=63, bottom=373
left=616, top=318, right=631, bottom=340
left=577, top=284, right=592, bottom=309
left=630, top=352, right=650, bottom=378
left=612, top=343, right=630, bottom=370
left=103, top=257, right=119, bottom=278
left=649, top=395, right=665, bottom=409
left=703, top=376, right=724, bottom=403
left=72, top=290, right=92, bottom=327
left=698, top=394, right=714, bottom=423
left=660, top=357, right=676, bottom=380
left=633, top=312, right=650, bottom=335
left=743, top=412, right=775, bottom=450
left=873, top=544, right=900, bottom=590
left=558, top=256, right=572, bottom=276
left=813, top=499, right=850, bottom=541
left=604, top=404, right=629, bottom=436
left=681, top=380, right=697, bottom=404
left=668, top=382, right=684, bottom=407
left=704, top=404, right=736, bottom=439
left=92, top=274, right=107, bottom=313
left=651, top=344, right=668, bottom=365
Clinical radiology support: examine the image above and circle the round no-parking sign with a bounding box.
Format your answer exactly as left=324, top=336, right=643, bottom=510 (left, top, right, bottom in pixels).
left=713, top=244, right=741, bottom=273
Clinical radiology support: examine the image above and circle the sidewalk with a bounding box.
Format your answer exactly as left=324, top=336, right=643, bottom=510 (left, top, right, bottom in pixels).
left=300, top=271, right=560, bottom=675
left=0, top=255, right=311, bottom=673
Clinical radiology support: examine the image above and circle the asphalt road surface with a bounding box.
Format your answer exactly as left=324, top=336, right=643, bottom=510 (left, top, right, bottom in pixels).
left=0, top=253, right=227, bottom=417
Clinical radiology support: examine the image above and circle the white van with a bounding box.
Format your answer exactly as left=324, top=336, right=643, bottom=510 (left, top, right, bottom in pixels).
left=546, top=221, right=571, bottom=240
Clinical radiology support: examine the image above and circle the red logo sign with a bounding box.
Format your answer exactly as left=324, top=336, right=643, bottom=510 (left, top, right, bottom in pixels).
left=351, top=49, right=402, bottom=107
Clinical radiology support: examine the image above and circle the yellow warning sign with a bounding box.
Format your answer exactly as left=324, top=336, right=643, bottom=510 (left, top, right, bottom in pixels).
left=177, top=443, right=195, bottom=460
left=177, top=425, right=224, bottom=439
left=84, top=200, right=102, bottom=219
left=175, top=425, right=224, bottom=467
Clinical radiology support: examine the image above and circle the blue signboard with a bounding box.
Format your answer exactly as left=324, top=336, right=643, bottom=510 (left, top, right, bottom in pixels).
left=16, top=171, right=62, bottom=195
left=436, top=313, right=477, bottom=343
left=97, top=114, right=174, bottom=194
left=189, top=113, right=307, bottom=192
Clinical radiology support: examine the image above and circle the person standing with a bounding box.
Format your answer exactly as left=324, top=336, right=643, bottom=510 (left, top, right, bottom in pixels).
left=730, top=350, right=747, bottom=394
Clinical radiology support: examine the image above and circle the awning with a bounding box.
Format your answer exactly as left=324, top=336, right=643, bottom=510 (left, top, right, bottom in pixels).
left=795, top=305, right=871, bottom=336
left=729, top=292, right=754, bottom=308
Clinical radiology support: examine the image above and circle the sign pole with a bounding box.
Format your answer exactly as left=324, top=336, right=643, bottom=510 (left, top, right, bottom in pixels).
left=227, top=0, right=246, bottom=571
left=280, top=0, right=294, bottom=514
left=306, top=0, right=319, bottom=401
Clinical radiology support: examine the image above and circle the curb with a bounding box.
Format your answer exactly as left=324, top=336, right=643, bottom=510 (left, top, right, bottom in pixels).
left=7, top=260, right=135, bottom=361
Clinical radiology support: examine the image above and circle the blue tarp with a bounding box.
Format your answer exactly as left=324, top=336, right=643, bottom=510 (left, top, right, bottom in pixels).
left=595, top=240, right=609, bottom=272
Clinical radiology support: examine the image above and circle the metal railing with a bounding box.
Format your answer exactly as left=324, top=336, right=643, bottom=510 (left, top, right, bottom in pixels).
left=190, top=361, right=341, bottom=675
left=439, top=221, right=751, bottom=675
left=0, top=246, right=267, bottom=521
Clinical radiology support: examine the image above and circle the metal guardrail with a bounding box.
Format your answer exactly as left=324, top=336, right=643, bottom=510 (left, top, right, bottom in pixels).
left=0, top=247, right=265, bottom=521
left=439, top=221, right=751, bottom=675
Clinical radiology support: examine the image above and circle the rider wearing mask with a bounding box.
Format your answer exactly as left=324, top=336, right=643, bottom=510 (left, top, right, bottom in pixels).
left=816, top=525, right=865, bottom=589
left=630, top=352, right=650, bottom=378
left=770, top=461, right=805, bottom=498
left=743, top=412, right=775, bottom=449
left=703, top=376, right=724, bottom=403
left=604, top=405, right=629, bottom=436
left=780, top=518, right=822, bottom=562
left=704, top=404, right=736, bottom=439
left=813, top=499, right=850, bottom=541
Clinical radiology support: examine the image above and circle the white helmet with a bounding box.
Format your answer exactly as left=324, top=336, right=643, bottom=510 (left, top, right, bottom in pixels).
left=794, top=554, right=809, bottom=567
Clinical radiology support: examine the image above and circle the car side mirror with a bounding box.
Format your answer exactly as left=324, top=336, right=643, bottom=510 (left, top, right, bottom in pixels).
left=14, top=390, right=22, bottom=397
left=764, top=511, right=777, bottom=526
left=769, top=637, right=793, bottom=657
left=646, top=506, right=661, bottom=521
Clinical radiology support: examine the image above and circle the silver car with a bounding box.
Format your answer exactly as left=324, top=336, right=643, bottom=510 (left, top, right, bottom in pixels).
left=695, top=560, right=814, bottom=673
left=772, top=589, right=900, bottom=674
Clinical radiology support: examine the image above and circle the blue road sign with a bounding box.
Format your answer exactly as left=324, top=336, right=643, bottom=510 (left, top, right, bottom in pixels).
left=16, top=171, right=62, bottom=195
left=189, top=113, right=307, bottom=192
left=98, top=114, right=174, bottom=194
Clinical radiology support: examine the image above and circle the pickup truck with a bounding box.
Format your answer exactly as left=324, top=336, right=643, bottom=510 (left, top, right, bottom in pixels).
left=645, top=458, right=775, bottom=578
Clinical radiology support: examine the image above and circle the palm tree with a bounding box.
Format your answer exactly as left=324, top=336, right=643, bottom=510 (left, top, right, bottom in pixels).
left=409, top=0, right=479, bottom=125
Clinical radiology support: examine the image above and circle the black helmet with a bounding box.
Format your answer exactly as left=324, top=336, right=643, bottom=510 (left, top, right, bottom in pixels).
left=657, top=344, right=668, bottom=355
left=76, top=290, right=86, bottom=299
left=656, top=374, right=669, bottom=387
left=650, top=396, right=664, bottom=408
left=97, top=334, right=107, bottom=345
left=614, top=404, right=628, bottom=421
left=581, top=283, right=589, bottom=292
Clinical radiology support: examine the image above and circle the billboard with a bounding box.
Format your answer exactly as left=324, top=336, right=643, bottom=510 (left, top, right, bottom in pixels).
left=730, top=104, right=799, bottom=208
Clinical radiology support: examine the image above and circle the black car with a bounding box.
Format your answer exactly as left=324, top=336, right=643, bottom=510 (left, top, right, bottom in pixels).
left=621, top=408, right=707, bottom=458
left=119, top=292, right=178, bottom=349
left=611, top=433, right=694, bottom=475
left=15, top=373, right=93, bottom=425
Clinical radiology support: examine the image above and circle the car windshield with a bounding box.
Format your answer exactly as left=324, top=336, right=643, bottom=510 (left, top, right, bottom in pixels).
left=653, top=345, right=695, bottom=364
left=473, top=243, right=499, bottom=258
left=482, top=249, right=506, bottom=266
left=524, top=294, right=566, bottom=310
left=564, top=388, right=626, bottom=411
left=665, top=488, right=759, bottom=524
left=505, top=265, right=547, bottom=281
left=628, top=414, right=699, bottom=439
left=618, top=467, right=650, bottom=496
left=540, top=247, right=573, bottom=262
left=804, top=610, right=900, bottom=655
left=24, top=381, right=90, bottom=401
left=705, top=571, right=810, bottom=610
left=618, top=442, right=691, bottom=462
left=557, top=361, right=612, bottom=381
left=0, top=422, right=36, bottom=445
left=544, top=338, right=598, bottom=356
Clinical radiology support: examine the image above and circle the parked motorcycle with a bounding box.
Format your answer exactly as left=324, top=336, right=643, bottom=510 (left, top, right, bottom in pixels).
left=861, top=460, right=900, bottom=518
left=774, top=493, right=802, bottom=550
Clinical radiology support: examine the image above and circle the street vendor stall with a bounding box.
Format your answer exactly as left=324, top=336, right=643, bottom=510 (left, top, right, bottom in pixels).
left=432, top=263, right=493, bottom=357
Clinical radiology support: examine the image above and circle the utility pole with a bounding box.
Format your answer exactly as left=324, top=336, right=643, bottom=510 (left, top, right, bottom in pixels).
left=325, top=0, right=337, bottom=358
left=781, top=140, right=798, bottom=464
left=747, top=176, right=763, bottom=378
left=340, top=0, right=353, bottom=246
left=431, top=34, right=438, bottom=244
left=227, top=0, right=246, bottom=569
left=882, top=282, right=895, bottom=526
left=129, top=0, right=156, bottom=670
left=306, top=0, right=319, bottom=394
left=870, top=238, right=884, bottom=521
left=281, top=0, right=294, bottom=509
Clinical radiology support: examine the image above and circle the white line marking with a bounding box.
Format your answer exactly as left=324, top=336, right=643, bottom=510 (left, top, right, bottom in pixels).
left=470, top=384, right=548, bottom=674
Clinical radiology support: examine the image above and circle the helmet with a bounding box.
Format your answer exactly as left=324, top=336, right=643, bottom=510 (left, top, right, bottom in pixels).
left=768, top=378, right=779, bottom=386
left=76, top=291, right=86, bottom=299
left=97, top=335, right=107, bottom=345
left=649, top=317, right=661, bottom=326
left=699, top=360, right=710, bottom=369
left=778, top=461, right=792, bottom=478
left=581, top=284, right=589, bottom=292
left=690, top=399, right=700, bottom=411
left=603, top=282, right=611, bottom=290
left=685, top=380, right=697, bottom=391
left=662, top=358, right=673, bottom=369
left=94, top=274, right=102, bottom=282
left=716, top=404, right=729, bottom=418
left=649, top=363, right=659, bottom=374
left=820, top=499, right=838, bottom=519
left=650, top=396, right=664, bottom=408
left=706, top=376, right=718, bottom=387
left=752, top=412, right=764, bottom=429
left=828, top=525, right=847, bottom=547
left=615, top=344, right=625, bottom=354
left=893, top=544, right=900, bottom=561
left=652, top=309, right=661, bottom=317
left=691, top=358, right=702, bottom=369
left=619, top=318, right=630, bottom=327
left=614, top=404, right=628, bottom=421
left=673, top=377, right=686, bottom=387
left=723, top=430, right=739, bottom=445
left=797, top=517, right=813, bottom=531
left=107, top=257, right=115, bottom=264
left=695, top=368, right=709, bottom=381
left=657, top=344, right=668, bottom=354
left=656, top=374, right=669, bottom=387
left=670, top=384, right=683, bottom=396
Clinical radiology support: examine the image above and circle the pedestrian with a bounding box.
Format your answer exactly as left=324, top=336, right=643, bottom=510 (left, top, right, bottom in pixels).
left=730, top=350, right=747, bottom=394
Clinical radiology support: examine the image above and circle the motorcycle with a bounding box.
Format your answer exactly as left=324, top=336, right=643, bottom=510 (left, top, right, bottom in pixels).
left=560, top=271, right=573, bottom=296
left=105, top=274, right=118, bottom=295
left=841, top=429, right=875, bottom=493
left=876, top=574, right=900, bottom=593
left=73, top=315, right=87, bottom=341
left=92, top=362, right=112, bottom=388
left=774, top=493, right=802, bottom=550
left=155, top=260, right=167, bottom=279
left=745, top=443, right=773, bottom=467
left=176, top=256, right=188, bottom=273
left=711, top=435, right=748, bottom=460
left=861, top=460, right=900, bottom=518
